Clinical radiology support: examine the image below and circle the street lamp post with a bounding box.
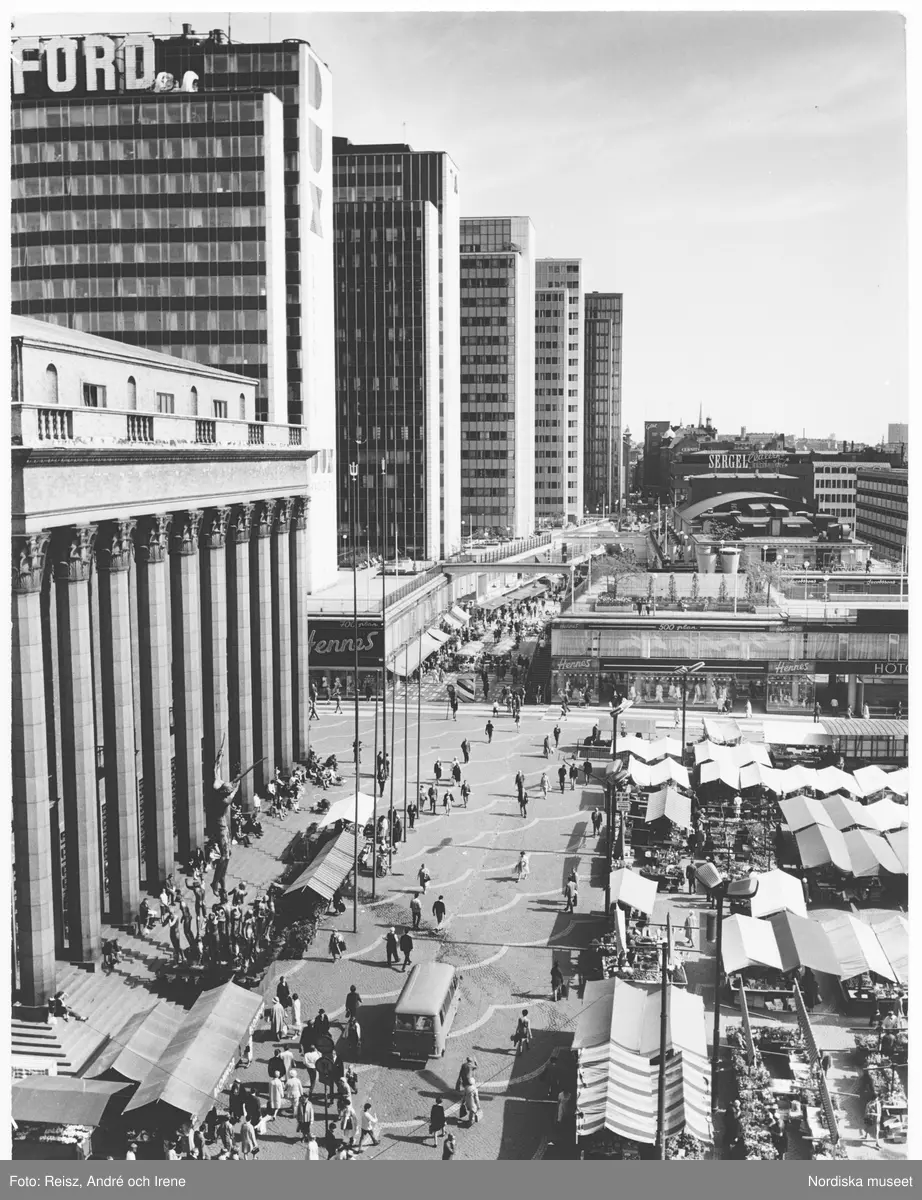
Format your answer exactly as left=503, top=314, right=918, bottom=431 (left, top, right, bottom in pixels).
left=823, top=574, right=830, bottom=621
left=696, top=866, right=759, bottom=1111
left=672, top=662, right=705, bottom=756
left=349, top=462, right=360, bottom=934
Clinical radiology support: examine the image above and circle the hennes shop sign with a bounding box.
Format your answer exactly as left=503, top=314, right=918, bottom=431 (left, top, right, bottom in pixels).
left=12, top=34, right=157, bottom=96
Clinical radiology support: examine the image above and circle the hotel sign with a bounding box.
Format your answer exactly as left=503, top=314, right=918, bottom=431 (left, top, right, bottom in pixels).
left=12, top=34, right=157, bottom=96
left=707, top=451, right=791, bottom=471
left=872, top=662, right=907, bottom=677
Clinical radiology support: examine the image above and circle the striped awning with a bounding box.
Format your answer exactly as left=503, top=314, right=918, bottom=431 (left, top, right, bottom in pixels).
left=284, top=829, right=356, bottom=903
left=817, top=1072, right=840, bottom=1145
left=390, top=629, right=448, bottom=677
left=576, top=1044, right=711, bottom=1145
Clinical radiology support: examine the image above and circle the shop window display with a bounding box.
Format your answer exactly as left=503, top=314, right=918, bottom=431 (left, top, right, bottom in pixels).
left=553, top=671, right=599, bottom=706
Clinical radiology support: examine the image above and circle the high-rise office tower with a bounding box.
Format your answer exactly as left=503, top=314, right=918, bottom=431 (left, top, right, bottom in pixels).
left=332, top=140, right=460, bottom=561
left=535, top=259, right=583, bottom=525
left=10, top=26, right=337, bottom=589
left=459, top=217, right=536, bottom=538
left=583, top=292, right=624, bottom=514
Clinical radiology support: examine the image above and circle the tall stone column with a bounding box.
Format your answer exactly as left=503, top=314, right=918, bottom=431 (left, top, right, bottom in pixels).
left=290, top=496, right=311, bottom=762
left=53, top=525, right=101, bottom=962
left=96, top=520, right=140, bottom=924
left=250, top=501, right=276, bottom=794
left=170, top=510, right=205, bottom=862
left=135, top=515, right=174, bottom=889
left=200, top=508, right=231, bottom=827
left=272, top=498, right=294, bottom=769
left=12, top=532, right=57, bottom=1006
left=227, top=504, right=255, bottom=807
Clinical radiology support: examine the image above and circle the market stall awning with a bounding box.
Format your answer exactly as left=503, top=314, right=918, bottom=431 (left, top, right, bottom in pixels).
left=779, top=796, right=835, bottom=831
left=794, top=823, right=852, bottom=873
left=573, top=978, right=708, bottom=1057
left=842, top=829, right=905, bottom=877
left=609, top=868, right=659, bottom=916
left=645, top=736, right=683, bottom=763
left=721, top=914, right=783, bottom=974
left=739, top=762, right=784, bottom=792
left=123, top=983, right=265, bottom=1124
left=749, top=869, right=807, bottom=919
left=694, top=740, right=771, bottom=769
left=774, top=765, right=816, bottom=796
left=449, top=605, right=470, bottom=625
left=619, top=734, right=653, bottom=761
left=819, top=913, right=897, bottom=983
left=441, top=611, right=465, bottom=629
left=767, top=912, right=842, bottom=976
left=866, top=914, right=908, bottom=986
left=315, top=790, right=376, bottom=831
left=626, top=757, right=651, bottom=788
left=12, top=1077, right=131, bottom=1127
left=851, top=765, right=893, bottom=799
left=87, top=1002, right=186, bottom=1085
left=644, top=787, right=692, bottom=830
left=761, top=722, right=833, bottom=748
left=702, top=718, right=742, bottom=745
left=812, top=766, right=861, bottom=797
left=699, top=758, right=739, bottom=790
left=880, top=767, right=908, bottom=796
left=818, top=795, right=874, bottom=832
left=861, top=798, right=909, bottom=832
left=648, top=758, right=690, bottom=789
left=285, top=828, right=357, bottom=903
left=884, top=828, right=909, bottom=872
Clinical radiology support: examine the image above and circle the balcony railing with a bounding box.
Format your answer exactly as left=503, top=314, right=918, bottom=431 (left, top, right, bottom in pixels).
left=289, top=426, right=303, bottom=446
left=126, top=414, right=154, bottom=443
left=195, top=419, right=217, bottom=445
left=248, top=423, right=265, bottom=446
left=36, top=408, right=73, bottom=441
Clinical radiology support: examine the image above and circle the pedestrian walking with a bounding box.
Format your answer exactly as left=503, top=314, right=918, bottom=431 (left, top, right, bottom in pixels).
left=339, top=1099, right=358, bottom=1150
left=286, top=1069, right=305, bottom=1115
left=410, top=893, right=423, bottom=930
left=450, top=696, right=459, bottom=722
left=418, top=864, right=431, bottom=894
left=685, top=861, right=697, bottom=894
left=563, top=878, right=578, bottom=912
left=408, top=800, right=418, bottom=829
left=560, top=697, right=570, bottom=718
left=553, top=724, right=562, bottom=748
left=268, top=1071, right=285, bottom=1119
left=543, top=735, right=551, bottom=758
left=399, top=928, right=414, bottom=971
left=451, top=758, right=462, bottom=785
left=582, top=759, right=592, bottom=783
left=329, top=930, right=346, bottom=963
left=551, top=960, right=565, bottom=1002
left=492, top=700, right=499, bottom=718
left=432, top=895, right=447, bottom=929
left=429, top=1099, right=447, bottom=1146
left=434, top=759, right=442, bottom=784
left=591, top=808, right=604, bottom=837
left=296, top=1092, right=315, bottom=1140
left=461, top=1082, right=481, bottom=1125
left=813, top=700, right=820, bottom=722
left=442, top=1131, right=457, bottom=1159
left=540, top=771, right=549, bottom=798
left=514, top=710, right=521, bottom=732
left=518, top=790, right=529, bottom=818
left=461, top=738, right=471, bottom=764
left=568, top=761, right=579, bottom=791
left=485, top=719, right=495, bottom=743
left=356, top=1103, right=380, bottom=1151
left=332, top=684, right=343, bottom=714
left=512, top=1009, right=532, bottom=1055
left=428, top=785, right=438, bottom=814
left=558, top=764, right=567, bottom=792
left=862, top=703, right=871, bottom=720
left=238, top=1116, right=259, bottom=1160
left=385, top=926, right=399, bottom=966
left=301, top=1043, right=320, bottom=1094
left=515, top=851, right=530, bottom=882
left=442, top=790, right=453, bottom=814
left=345, top=985, right=362, bottom=1021
left=460, top=780, right=471, bottom=807
left=270, top=996, right=286, bottom=1040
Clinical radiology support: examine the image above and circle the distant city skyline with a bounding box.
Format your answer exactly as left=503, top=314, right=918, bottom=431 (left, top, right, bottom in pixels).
left=14, top=10, right=909, bottom=444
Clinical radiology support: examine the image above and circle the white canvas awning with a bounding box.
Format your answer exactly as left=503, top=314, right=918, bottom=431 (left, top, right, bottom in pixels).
left=316, top=791, right=376, bottom=829
left=779, top=796, right=835, bottom=831
left=812, top=766, right=861, bottom=797
left=702, top=718, right=742, bottom=745
left=866, top=914, right=909, bottom=985
left=699, top=759, right=739, bottom=790
left=646, top=737, right=684, bottom=763
left=609, top=868, right=658, bottom=916
left=881, top=768, right=908, bottom=796
left=761, top=722, right=833, bottom=748
left=648, top=758, right=690, bottom=789
left=749, top=869, right=807, bottom=919
left=818, top=795, right=874, bottom=832
left=626, top=757, right=651, bottom=788
left=644, top=787, right=692, bottom=830
left=820, top=913, right=897, bottom=983
left=694, top=741, right=770, bottom=769
left=773, top=765, right=814, bottom=795
left=449, top=605, right=470, bottom=625
left=884, top=828, right=909, bottom=872
left=721, top=914, right=783, bottom=974
left=842, top=829, right=905, bottom=877
left=852, top=765, right=893, bottom=799
left=861, top=798, right=909, bottom=832
left=794, top=824, right=852, bottom=873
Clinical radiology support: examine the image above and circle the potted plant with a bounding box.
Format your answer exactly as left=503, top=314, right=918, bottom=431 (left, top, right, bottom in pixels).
left=695, top=545, right=717, bottom=574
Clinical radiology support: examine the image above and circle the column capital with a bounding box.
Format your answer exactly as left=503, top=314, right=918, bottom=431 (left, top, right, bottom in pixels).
left=253, top=499, right=277, bottom=539
left=53, top=525, right=98, bottom=583
left=12, top=531, right=51, bottom=594
left=230, top=503, right=256, bottom=545
left=96, top=519, right=137, bottom=574
left=274, top=497, right=293, bottom=536
left=135, top=514, right=172, bottom=564
left=291, top=495, right=311, bottom=531
left=171, top=509, right=204, bottom=557
left=201, top=506, right=232, bottom=550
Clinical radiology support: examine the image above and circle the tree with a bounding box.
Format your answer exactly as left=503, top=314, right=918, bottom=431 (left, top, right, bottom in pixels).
left=718, top=576, right=729, bottom=604
left=667, top=574, right=678, bottom=603
left=691, top=572, right=700, bottom=601
left=596, top=549, right=645, bottom=599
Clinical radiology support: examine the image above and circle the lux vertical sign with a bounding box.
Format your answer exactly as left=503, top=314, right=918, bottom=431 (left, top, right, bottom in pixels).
left=11, top=35, right=157, bottom=96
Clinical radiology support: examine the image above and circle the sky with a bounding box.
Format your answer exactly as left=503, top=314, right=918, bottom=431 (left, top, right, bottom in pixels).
left=13, top=9, right=910, bottom=445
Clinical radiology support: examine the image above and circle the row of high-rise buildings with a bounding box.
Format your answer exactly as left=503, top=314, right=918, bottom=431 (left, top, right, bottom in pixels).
left=11, top=28, right=625, bottom=570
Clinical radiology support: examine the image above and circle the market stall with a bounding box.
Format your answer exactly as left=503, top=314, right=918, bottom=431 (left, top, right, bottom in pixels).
left=793, top=823, right=852, bottom=873
left=315, top=791, right=376, bottom=830
left=884, top=828, right=909, bottom=873
left=284, top=828, right=357, bottom=907
left=87, top=1003, right=186, bottom=1085
left=779, top=796, right=834, bottom=831
left=12, top=1077, right=132, bottom=1160
left=702, top=718, right=743, bottom=745
left=852, top=765, right=894, bottom=800
left=609, top=868, right=658, bottom=916
left=721, top=914, right=791, bottom=1012
left=817, top=795, right=879, bottom=832
left=841, top=829, right=905, bottom=878
left=766, top=912, right=842, bottom=977
left=748, top=869, right=807, bottom=919
left=820, top=913, right=902, bottom=1017
left=861, top=798, right=909, bottom=832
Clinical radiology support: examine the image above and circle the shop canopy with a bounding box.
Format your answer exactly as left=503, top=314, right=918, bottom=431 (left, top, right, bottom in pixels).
left=748, top=869, right=807, bottom=919
left=644, top=787, right=692, bottom=830
left=881, top=768, right=909, bottom=796
left=761, top=722, right=834, bottom=749
left=721, top=914, right=783, bottom=974
left=609, top=868, right=659, bottom=916
left=454, top=640, right=483, bottom=658
left=818, top=795, right=877, bottom=832
left=123, top=983, right=265, bottom=1125
left=842, top=829, right=905, bottom=878
left=884, top=828, right=909, bottom=873
left=767, top=912, right=842, bottom=976
left=88, top=1002, right=185, bottom=1085
left=441, top=610, right=465, bottom=629
left=702, top=718, right=742, bottom=745
left=779, top=796, right=836, bottom=832
left=390, top=629, right=450, bottom=677
left=812, top=766, right=862, bottom=797
left=316, top=791, right=376, bottom=831
left=852, top=765, right=893, bottom=799
left=862, top=798, right=909, bottom=832
left=285, top=828, right=357, bottom=904
left=866, top=914, right=909, bottom=986
left=699, top=759, right=739, bottom=790
left=794, top=824, right=852, bottom=873
left=820, top=914, right=897, bottom=983
left=12, top=1077, right=131, bottom=1127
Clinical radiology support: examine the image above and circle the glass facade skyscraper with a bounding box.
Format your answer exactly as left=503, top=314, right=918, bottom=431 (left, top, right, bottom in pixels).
left=535, top=259, right=583, bottom=524
left=332, top=140, right=461, bottom=561
left=583, top=292, right=624, bottom=514
left=459, top=217, right=536, bottom=538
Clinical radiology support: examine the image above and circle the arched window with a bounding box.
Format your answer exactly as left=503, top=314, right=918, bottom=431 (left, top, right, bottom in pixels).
left=127, top=376, right=137, bottom=410
left=45, top=364, right=58, bottom=405
left=239, top=392, right=247, bottom=420
left=190, top=386, right=198, bottom=415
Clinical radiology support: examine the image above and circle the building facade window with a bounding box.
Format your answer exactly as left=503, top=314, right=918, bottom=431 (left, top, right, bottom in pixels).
left=157, top=392, right=175, bottom=414
left=82, top=382, right=106, bottom=408
left=45, top=364, right=58, bottom=405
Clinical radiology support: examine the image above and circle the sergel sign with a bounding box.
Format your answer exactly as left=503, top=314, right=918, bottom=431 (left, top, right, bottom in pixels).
left=707, top=451, right=790, bottom=471
left=12, top=34, right=157, bottom=96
